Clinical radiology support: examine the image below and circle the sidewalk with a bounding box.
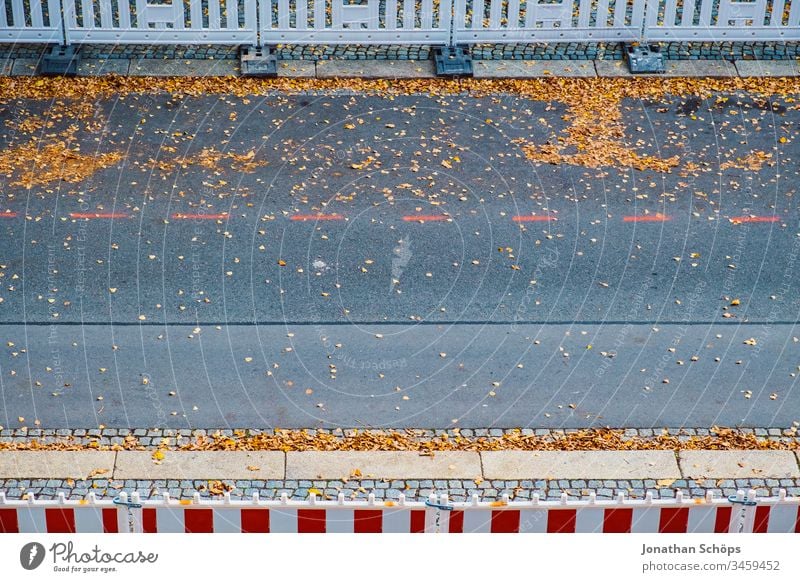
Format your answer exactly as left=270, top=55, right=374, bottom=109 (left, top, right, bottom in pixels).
left=4, top=57, right=800, bottom=78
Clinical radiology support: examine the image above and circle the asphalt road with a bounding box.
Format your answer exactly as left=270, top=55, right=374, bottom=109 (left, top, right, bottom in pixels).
left=0, top=89, right=798, bottom=428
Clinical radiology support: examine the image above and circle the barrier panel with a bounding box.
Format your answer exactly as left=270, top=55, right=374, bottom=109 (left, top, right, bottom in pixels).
left=645, top=0, right=800, bottom=41
left=3, top=0, right=800, bottom=47
left=451, top=0, right=647, bottom=44
left=0, top=0, right=63, bottom=43
left=259, top=0, right=452, bottom=45
left=62, top=0, right=258, bottom=45
left=1, top=489, right=799, bottom=534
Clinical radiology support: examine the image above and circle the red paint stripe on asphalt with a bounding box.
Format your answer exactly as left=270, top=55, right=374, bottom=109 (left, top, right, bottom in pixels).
left=171, top=213, right=229, bottom=220
left=512, top=215, right=555, bottom=222
left=69, top=212, right=129, bottom=219
left=730, top=216, right=779, bottom=224
left=290, top=214, right=344, bottom=221
left=623, top=214, right=671, bottom=222
left=0, top=211, right=17, bottom=218
left=402, top=215, right=449, bottom=222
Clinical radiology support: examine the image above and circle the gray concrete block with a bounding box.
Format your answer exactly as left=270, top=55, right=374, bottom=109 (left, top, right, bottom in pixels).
left=474, top=60, right=596, bottom=78
left=129, top=59, right=239, bottom=77
left=10, top=59, right=40, bottom=77
left=0, top=451, right=116, bottom=479
left=735, top=60, right=800, bottom=77
left=481, top=451, right=680, bottom=479
left=286, top=451, right=481, bottom=479
left=315, top=60, right=435, bottom=79
left=680, top=451, right=800, bottom=479
left=77, top=59, right=131, bottom=77
left=114, top=451, right=285, bottom=479
left=277, top=60, right=316, bottom=78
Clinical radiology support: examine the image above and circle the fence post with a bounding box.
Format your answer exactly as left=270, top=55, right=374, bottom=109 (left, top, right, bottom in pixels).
left=729, top=489, right=758, bottom=533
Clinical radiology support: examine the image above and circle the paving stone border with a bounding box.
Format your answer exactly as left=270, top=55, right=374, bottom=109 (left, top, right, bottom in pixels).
left=1, top=42, right=799, bottom=62
left=1, top=477, right=798, bottom=502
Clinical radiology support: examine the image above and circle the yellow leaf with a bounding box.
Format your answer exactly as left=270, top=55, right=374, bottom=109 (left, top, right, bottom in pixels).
left=152, top=450, right=165, bottom=461
left=308, top=488, right=323, bottom=496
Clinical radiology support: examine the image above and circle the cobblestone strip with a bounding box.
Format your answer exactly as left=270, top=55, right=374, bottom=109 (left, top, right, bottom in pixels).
left=1, top=477, right=797, bottom=502
left=1, top=427, right=797, bottom=449
left=1, top=41, right=799, bottom=62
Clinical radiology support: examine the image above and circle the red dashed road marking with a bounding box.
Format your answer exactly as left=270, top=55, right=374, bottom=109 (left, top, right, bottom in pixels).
left=512, top=215, right=556, bottom=222
left=290, top=214, right=345, bottom=221
left=623, top=214, right=672, bottom=223
left=402, top=215, right=450, bottom=222
left=0, top=211, right=17, bottom=218
left=730, top=216, right=780, bottom=224
left=172, top=213, right=229, bottom=220
left=69, top=213, right=129, bottom=219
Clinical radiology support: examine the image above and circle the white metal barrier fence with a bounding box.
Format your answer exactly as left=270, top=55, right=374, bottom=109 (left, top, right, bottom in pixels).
left=645, top=0, right=800, bottom=41
left=62, top=0, right=257, bottom=45
left=0, top=0, right=63, bottom=43
left=259, top=0, right=452, bottom=45
left=1, top=490, right=799, bottom=534
left=1, top=0, right=800, bottom=46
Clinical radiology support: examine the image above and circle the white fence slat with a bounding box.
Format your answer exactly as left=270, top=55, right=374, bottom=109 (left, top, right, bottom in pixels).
left=209, top=0, right=221, bottom=30
left=119, top=0, right=131, bottom=28
left=314, top=0, right=325, bottom=29
left=421, top=0, right=433, bottom=29
left=10, top=0, right=24, bottom=27
left=402, top=0, right=414, bottom=29
left=98, top=0, right=113, bottom=28
left=386, top=0, right=397, bottom=29
left=664, top=0, right=678, bottom=27
left=472, top=0, right=484, bottom=29
left=29, top=0, right=44, bottom=27
left=189, top=0, right=202, bottom=28
left=296, top=0, right=308, bottom=30
left=278, top=0, right=290, bottom=29
left=488, top=0, right=501, bottom=28
left=771, top=0, right=786, bottom=26
left=228, top=0, right=240, bottom=30
left=597, top=0, right=610, bottom=28
left=790, top=0, right=800, bottom=26
left=680, top=0, right=696, bottom=27
left=507, top=0, right=520, bottom=28
left=577, top=0, right=591, bottom=28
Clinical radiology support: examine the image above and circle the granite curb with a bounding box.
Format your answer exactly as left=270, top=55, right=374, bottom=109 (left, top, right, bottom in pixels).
left=1, top=450, right=798, bottom=480
left=2, top=58, right=799, bottom=78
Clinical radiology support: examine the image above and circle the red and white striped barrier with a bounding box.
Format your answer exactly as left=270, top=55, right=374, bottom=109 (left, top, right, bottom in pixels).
left=1, top=490, right=798, bottom=534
